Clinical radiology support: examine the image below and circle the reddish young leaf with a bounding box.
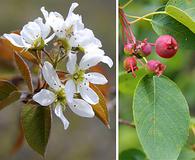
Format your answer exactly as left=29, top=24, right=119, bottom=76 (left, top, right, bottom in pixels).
left=90, top=84, right=110, bottom=128
left=14, top=52, right=34, bottom=93
left=10, top=121, right=24, bottom=154
left=0, top=38, right=38, bottom=64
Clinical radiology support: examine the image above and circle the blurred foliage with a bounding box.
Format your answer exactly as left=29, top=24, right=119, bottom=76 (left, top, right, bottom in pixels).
left=119, top=0, right=195, bottom=158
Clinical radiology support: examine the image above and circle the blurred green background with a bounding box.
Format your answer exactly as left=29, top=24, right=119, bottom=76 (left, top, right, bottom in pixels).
left=119, top=0, right=195, bottom=159
left=0, top=0, right=116, bottom=160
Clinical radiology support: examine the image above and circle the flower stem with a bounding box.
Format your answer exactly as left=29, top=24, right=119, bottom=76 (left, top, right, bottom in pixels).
left=127, top=11, right=166, bottom=24
left=119, top=119, right=135, bottom=128
left=119, top=0, right=133, bottom=9
left=125, top=14, right=152, bottom=22
left=42, top=49, right=54, bottom=64
left=143, top=57, right=148, bottom=63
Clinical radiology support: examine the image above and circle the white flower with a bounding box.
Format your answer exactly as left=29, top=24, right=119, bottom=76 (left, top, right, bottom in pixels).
left=3, top=17, right=55, bottom=50
left=33, top=61, right=94, bottom=130
left=41, top=3, right=83, bottom=45
left=66, top=53, right=111, bottom=105
left=41, top=3, right=102, bottom=50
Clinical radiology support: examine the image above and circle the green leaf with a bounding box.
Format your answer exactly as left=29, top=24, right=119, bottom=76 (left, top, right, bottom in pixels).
left=166, top=0, right=195, bottom=33
left=0, top=80, right=17, bottom=99
left=21, top=103, right=51, bottom=156
left=0, top=80, right=21, bottom=110
left=0, top=91, right=21, bottom=110
left=151, top=7, right=195, bottom=50
left=133, top=75, right=190, bottom=160
left=119, top=149, right=146, bottom=160
left=119, top=69, right=147, bottom=96
left=14, top=52, right=34, bottom=93
left=178, top=148, right=195, bottom=160
left=90, top=84, right=110, bottom=128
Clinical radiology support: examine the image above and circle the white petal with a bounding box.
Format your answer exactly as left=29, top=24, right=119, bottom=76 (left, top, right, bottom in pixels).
left=33, top=89, right=55, bottom=106
left=54, top=103, right=69, bottom=130
left=68, top=3, right=79, bottom=17
left=45, top=33, right=55, bottom=44
left=84, top=45, right=105, bottom=55
left=66, top=53, right=77, bottom=74
left=42, top=61, right=62, bottom=90
left=101, top=56, right=113, bottom=68
left=64, top=79, right=76, bottom=103
left=76, top=29, right=102, bottom=47
left=21, top=22, right=41, bottom=42
left=78, top=83, right=99, bottom=105
left=47, top=12, right=64, bottom=32
left=34, top=17, right=51, bottom=39
left=68, top=99, right=94, bottom=118
left=65, top=3, right=84, bottom=32
left=84, top=72, right=108, bottom=84
left=3, top=34, right=25, bottom=48
left=41, top=7, right=49, bottom=20
left=79, top=53, right=103, bottom=70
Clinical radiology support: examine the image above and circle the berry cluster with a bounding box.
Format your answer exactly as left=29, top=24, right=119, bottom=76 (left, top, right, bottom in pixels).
left=119, top=9, right=178, bottom=77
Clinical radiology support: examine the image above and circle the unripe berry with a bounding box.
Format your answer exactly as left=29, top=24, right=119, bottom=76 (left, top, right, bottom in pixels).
left=147, top=60, right=166, bottom=77
left=124, top=43, right=133, bottom=55
left=140, top=42, right=152, bottom=57
left=123, top=57, right=138, bottom=77
left=155, top=35, right=178, bottom=58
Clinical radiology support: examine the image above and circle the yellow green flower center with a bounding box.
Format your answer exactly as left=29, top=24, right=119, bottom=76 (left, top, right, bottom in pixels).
left=65, top=25, right=74, bottom=39
left=55, top=88, right=66, bottom=105
left=73, top=69, right=85, bottom=84
left=33, top=37, right=45, bottom=50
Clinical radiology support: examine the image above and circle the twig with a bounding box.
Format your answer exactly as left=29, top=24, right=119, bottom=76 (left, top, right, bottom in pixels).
left=119, top=119, right=135, bottom=128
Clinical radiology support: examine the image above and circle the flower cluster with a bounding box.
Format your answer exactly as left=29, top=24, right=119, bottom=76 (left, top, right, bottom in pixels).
left=119, top=9, right=178, bottom=77
left=3, top=3, right=113, bottom=130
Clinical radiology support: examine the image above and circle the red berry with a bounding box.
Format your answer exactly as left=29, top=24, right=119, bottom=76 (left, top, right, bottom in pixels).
left=124, top=43, right=133, bottom=55
left=155, top=35, right=178, bottom=58
left=141, top=42, right=152, bottom=57
left=147, top=60, right=166, bottom=77
left=123, top=57, right=138, bottom=77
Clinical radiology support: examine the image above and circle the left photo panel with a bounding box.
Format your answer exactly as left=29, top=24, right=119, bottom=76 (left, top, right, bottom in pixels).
left=0, top=1, right=116, bottom=160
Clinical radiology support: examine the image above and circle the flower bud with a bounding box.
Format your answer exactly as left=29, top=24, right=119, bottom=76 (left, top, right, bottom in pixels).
left=155, top=35, right=178, bottom=58
left=147, top=60, right=166, bottom=77
left=141, top=42, right=152, bottom=57
left=123, top=57, right=138, bottom=77
left=124, top=43, right=133, bottom=55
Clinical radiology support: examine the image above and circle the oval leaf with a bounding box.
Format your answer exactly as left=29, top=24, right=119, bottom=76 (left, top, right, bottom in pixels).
left=0, top=80, right=18, bottom=99
left=0, top=80, right=21, bottom=110
left=166, top=0, right=195, bottom=33
left=21, top=103, right=51, bottom=156
left=14, top=52, right=34, bottom=93
left=90, top=84, right=110, bottom=128
left=151, top=7, right=195, bottom=51
left=0, top=91, right=21, bottom=110
left=133, top=75, right=190, bottom=160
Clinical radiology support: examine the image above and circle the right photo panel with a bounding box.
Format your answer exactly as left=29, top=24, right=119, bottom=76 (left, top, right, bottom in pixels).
left=119, top=0, right=195, bottom=160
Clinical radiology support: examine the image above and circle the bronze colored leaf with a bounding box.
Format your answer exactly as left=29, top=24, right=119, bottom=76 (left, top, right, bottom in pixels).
left=14, top=52, right=34, bottom=93
left=11, top=121, right=24, bottom=154
left=90, top=84, right=110, bottom=128
left=0, top=38, right=38, bottom=64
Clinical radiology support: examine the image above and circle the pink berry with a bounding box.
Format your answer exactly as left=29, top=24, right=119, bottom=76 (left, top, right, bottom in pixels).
left=124, top=43, right=134, bottom=55
left=123, top=57, right=138, bottom=77
left=147, top=60, right=166, bottom=77
left=155, top=35, right=178, bottom=58
left=141, top=42, right=152, bottom=57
